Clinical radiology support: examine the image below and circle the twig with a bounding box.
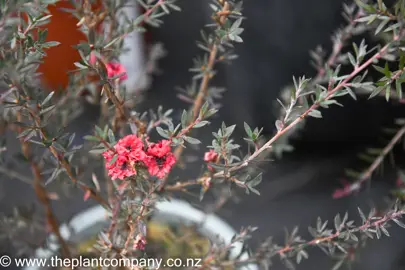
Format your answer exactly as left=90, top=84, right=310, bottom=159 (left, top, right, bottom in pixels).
left=23, top=105, right=110, bottom=209
left=220, top=209, right=405, bottom=268
left=0, top=165, right=33, bottom=185
left=158, top=1, right=231, bottom=191
left=349, top=123, right=405, bottom=194
left=313, top=9, right=362, bottom=83
left=209, top=34, right=401, bottom=181
left=173, top=1, right=230, bottom=161
left=15, top=111, right=71, bottom=258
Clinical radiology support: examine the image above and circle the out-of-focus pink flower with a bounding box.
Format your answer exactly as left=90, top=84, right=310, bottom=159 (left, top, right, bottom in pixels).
left=134, top=234, right=147, bottom=251
left=89, top=52, right=97, bottom=65
left=204, top=149, right=218, bottom=171
left=106, top=62, right=128, bottom=82
left=83, top=190, right=92, bottom=201
left=396, top=177, right=404, bottom=187
left=88, top=52, right=127, bottom=82
left=332, top=188, right=350, bottom=199
left=204, top=149, right=218, bottom=162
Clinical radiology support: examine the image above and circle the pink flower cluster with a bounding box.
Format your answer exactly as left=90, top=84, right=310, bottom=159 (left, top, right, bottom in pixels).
left=102, top=135, right=176, bottom=180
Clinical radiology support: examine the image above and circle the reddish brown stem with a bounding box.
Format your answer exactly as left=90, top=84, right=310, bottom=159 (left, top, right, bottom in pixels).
left=16, top=112, right=71, bottom=258
left=24, top=106, right=110, bottom=209
left=209, top=34, right=400, bottom=181
left=351, top=123, right=405, bottom=191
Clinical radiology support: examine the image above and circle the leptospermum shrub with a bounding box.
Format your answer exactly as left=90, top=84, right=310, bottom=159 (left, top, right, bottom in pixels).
left=2, top=0, right=405, bottom=269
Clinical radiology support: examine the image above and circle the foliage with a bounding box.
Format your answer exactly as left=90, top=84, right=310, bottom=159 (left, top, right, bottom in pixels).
left=1, top=0, right=405, bottom=269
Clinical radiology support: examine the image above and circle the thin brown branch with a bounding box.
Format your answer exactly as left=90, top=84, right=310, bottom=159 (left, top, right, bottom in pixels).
left=0, top=165, right=32, bottom=184
left=173, top=1, right=230, bottom=160
left=353, top=123, right=405, bottom=190
left=158, top=1, right=231, bottom=191
left=24, top=105, right=110, bottom=209
left=219, top=209, right=405, bottom=268
left=314, top=10, right=362, bottom=83
left=15, top=112, right=71, bottom=258
left=210, top=34, right=401, bottom=181
left=165, top=179, right=201, bottom=191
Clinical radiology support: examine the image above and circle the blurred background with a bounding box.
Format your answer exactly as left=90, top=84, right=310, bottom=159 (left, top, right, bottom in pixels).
left=2, top=0, right=405, bottom=269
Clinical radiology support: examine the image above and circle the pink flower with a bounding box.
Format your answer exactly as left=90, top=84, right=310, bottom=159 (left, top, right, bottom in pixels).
left=146, top=153, right=176, bottom=179
left=332, top=188, right=349, bottom=199
left=110, top=156, right=137, bottom=180
left=145, top=140, right=176, bottom=179
left=88, top=52, right=127, bottom=82
left=134, top=234, right=146, bottom=251
left=397, top=177, right=404, bottom=187
left=103, top=150, right=137, bottom=180
left=204, top=149, right=218, bottom=162
left=106, top=62, right=128, bottom=82
left=89, top=52, right=97, bottom=65
left=114, top=134, right=146, bottom=161
left=147, top=140, right=172, bottom=158
left=83, top=190, right=92, bottom=201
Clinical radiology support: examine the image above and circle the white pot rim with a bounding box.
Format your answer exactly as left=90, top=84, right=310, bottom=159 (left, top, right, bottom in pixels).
left=27, top=198, right=257, bottom=270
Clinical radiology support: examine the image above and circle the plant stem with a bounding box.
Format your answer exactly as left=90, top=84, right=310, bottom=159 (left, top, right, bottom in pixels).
left=220, top=209, right=405, bottom=268
left=172, top=1, right=230, bottom=161
left=15, top=112, right=71, bottom=258
left=351, top=123, right=405, bottom=192
left=210, top=34, right=400, bottom=181
left=314, top=9, right=362, bottom=83
left=0, top=165, right=33, bottom=185
left=24, top=105, right=110, bottom=209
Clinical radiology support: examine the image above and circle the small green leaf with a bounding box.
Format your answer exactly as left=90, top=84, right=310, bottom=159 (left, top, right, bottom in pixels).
left=375, top=19, right=389, bottom=35
left=181, top=110, right=188, bottom=129
left=89, top=148, right=106, bottom=155
left=41, top=41, right=61, bottom=48
left=368, top=86, right=384, bottom=99
left=248, top=186, right=260, bottom=196
left=385, top=86, right=391, bottom=101
left=84, top=135, right=100, bottom=142
left=183, top=136, right=201, bottom=144
left=396, top=79, right=403, bottom=99
left=109, top=154, right=118, bottom=165
left=308, top=110, right=322, bottom=118
left=399, top=51, right=405, bottom=70
left=348, top=53, right=357, bottom=67
left=39, top=105, right=55, bottom=115
left=244, top=122, right=253, bottom=137
left=249, top=173, right=262, bottom=188
left=95, top=126, right=104, bottom=137
left=193, top=121, right=209, bottom=128
left=108, top=129, right=115, bottom=144
left=156, top=127, right=170, bottom=139
left=41, top=91, right=54, bottom=106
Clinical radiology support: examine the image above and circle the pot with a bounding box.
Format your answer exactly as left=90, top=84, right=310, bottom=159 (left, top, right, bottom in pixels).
left=37, top=1, right=145, bottom=93
left=24, top=199, right=258, bottom=270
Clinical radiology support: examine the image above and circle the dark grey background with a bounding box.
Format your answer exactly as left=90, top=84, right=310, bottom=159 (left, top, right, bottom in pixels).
left=2, top=0, right=405, bottom=269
